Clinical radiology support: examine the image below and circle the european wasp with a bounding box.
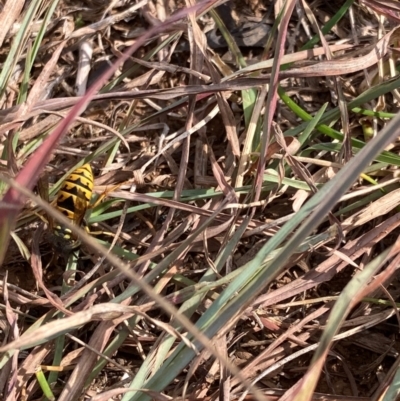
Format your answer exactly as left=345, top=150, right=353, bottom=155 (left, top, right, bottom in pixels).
left=38, top=162, right=124, bottom=261
left=46, top=163, right=94, bottom=254
left=53, top=163, right=93, bottom=251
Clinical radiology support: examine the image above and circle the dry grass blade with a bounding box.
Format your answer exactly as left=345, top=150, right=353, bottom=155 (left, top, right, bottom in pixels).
left=0, top=0, right=25, bottom=48
left=0, top=304, right=141, bottom=353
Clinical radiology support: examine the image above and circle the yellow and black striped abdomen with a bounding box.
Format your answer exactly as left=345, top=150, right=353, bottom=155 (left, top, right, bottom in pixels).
left=56, top=164, right=93, bottom=221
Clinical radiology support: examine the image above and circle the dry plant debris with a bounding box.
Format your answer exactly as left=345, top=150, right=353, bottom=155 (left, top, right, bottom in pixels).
left=1, top=0, right=400, bottom=400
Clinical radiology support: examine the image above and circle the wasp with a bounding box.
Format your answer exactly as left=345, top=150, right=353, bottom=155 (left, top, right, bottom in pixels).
left=47, top=163, right=94, bottom=253
left=37, top=162, right=124, bottom=259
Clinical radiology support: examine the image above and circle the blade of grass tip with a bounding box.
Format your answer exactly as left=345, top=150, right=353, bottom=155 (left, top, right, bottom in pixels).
left=209, top=6, right=257, bottom=128
left=302, top=0, right=355, bottom=50
left=102, top=32, right=181, bottom=92
left=267, top=102, right=329, bottom=191
left=298, top=102, right=329, bottom=145
left=36, top=367, right=56, bottom=401
left=208, top=7, right=246, bottom=69
left=17, top=40, right=32, bottom=105
left=290, top=245, right=395, bottom=401
left=30, top=1, right=60, bottom=71
left=235, top=85, right=268, bottom=188
left=47, top=252, right=79, bottom=388
left=259, top=5, right=279, bottom=61
left=255, top=0, right=296, bottom=201
left=0, top=210, right=15, bottom=266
